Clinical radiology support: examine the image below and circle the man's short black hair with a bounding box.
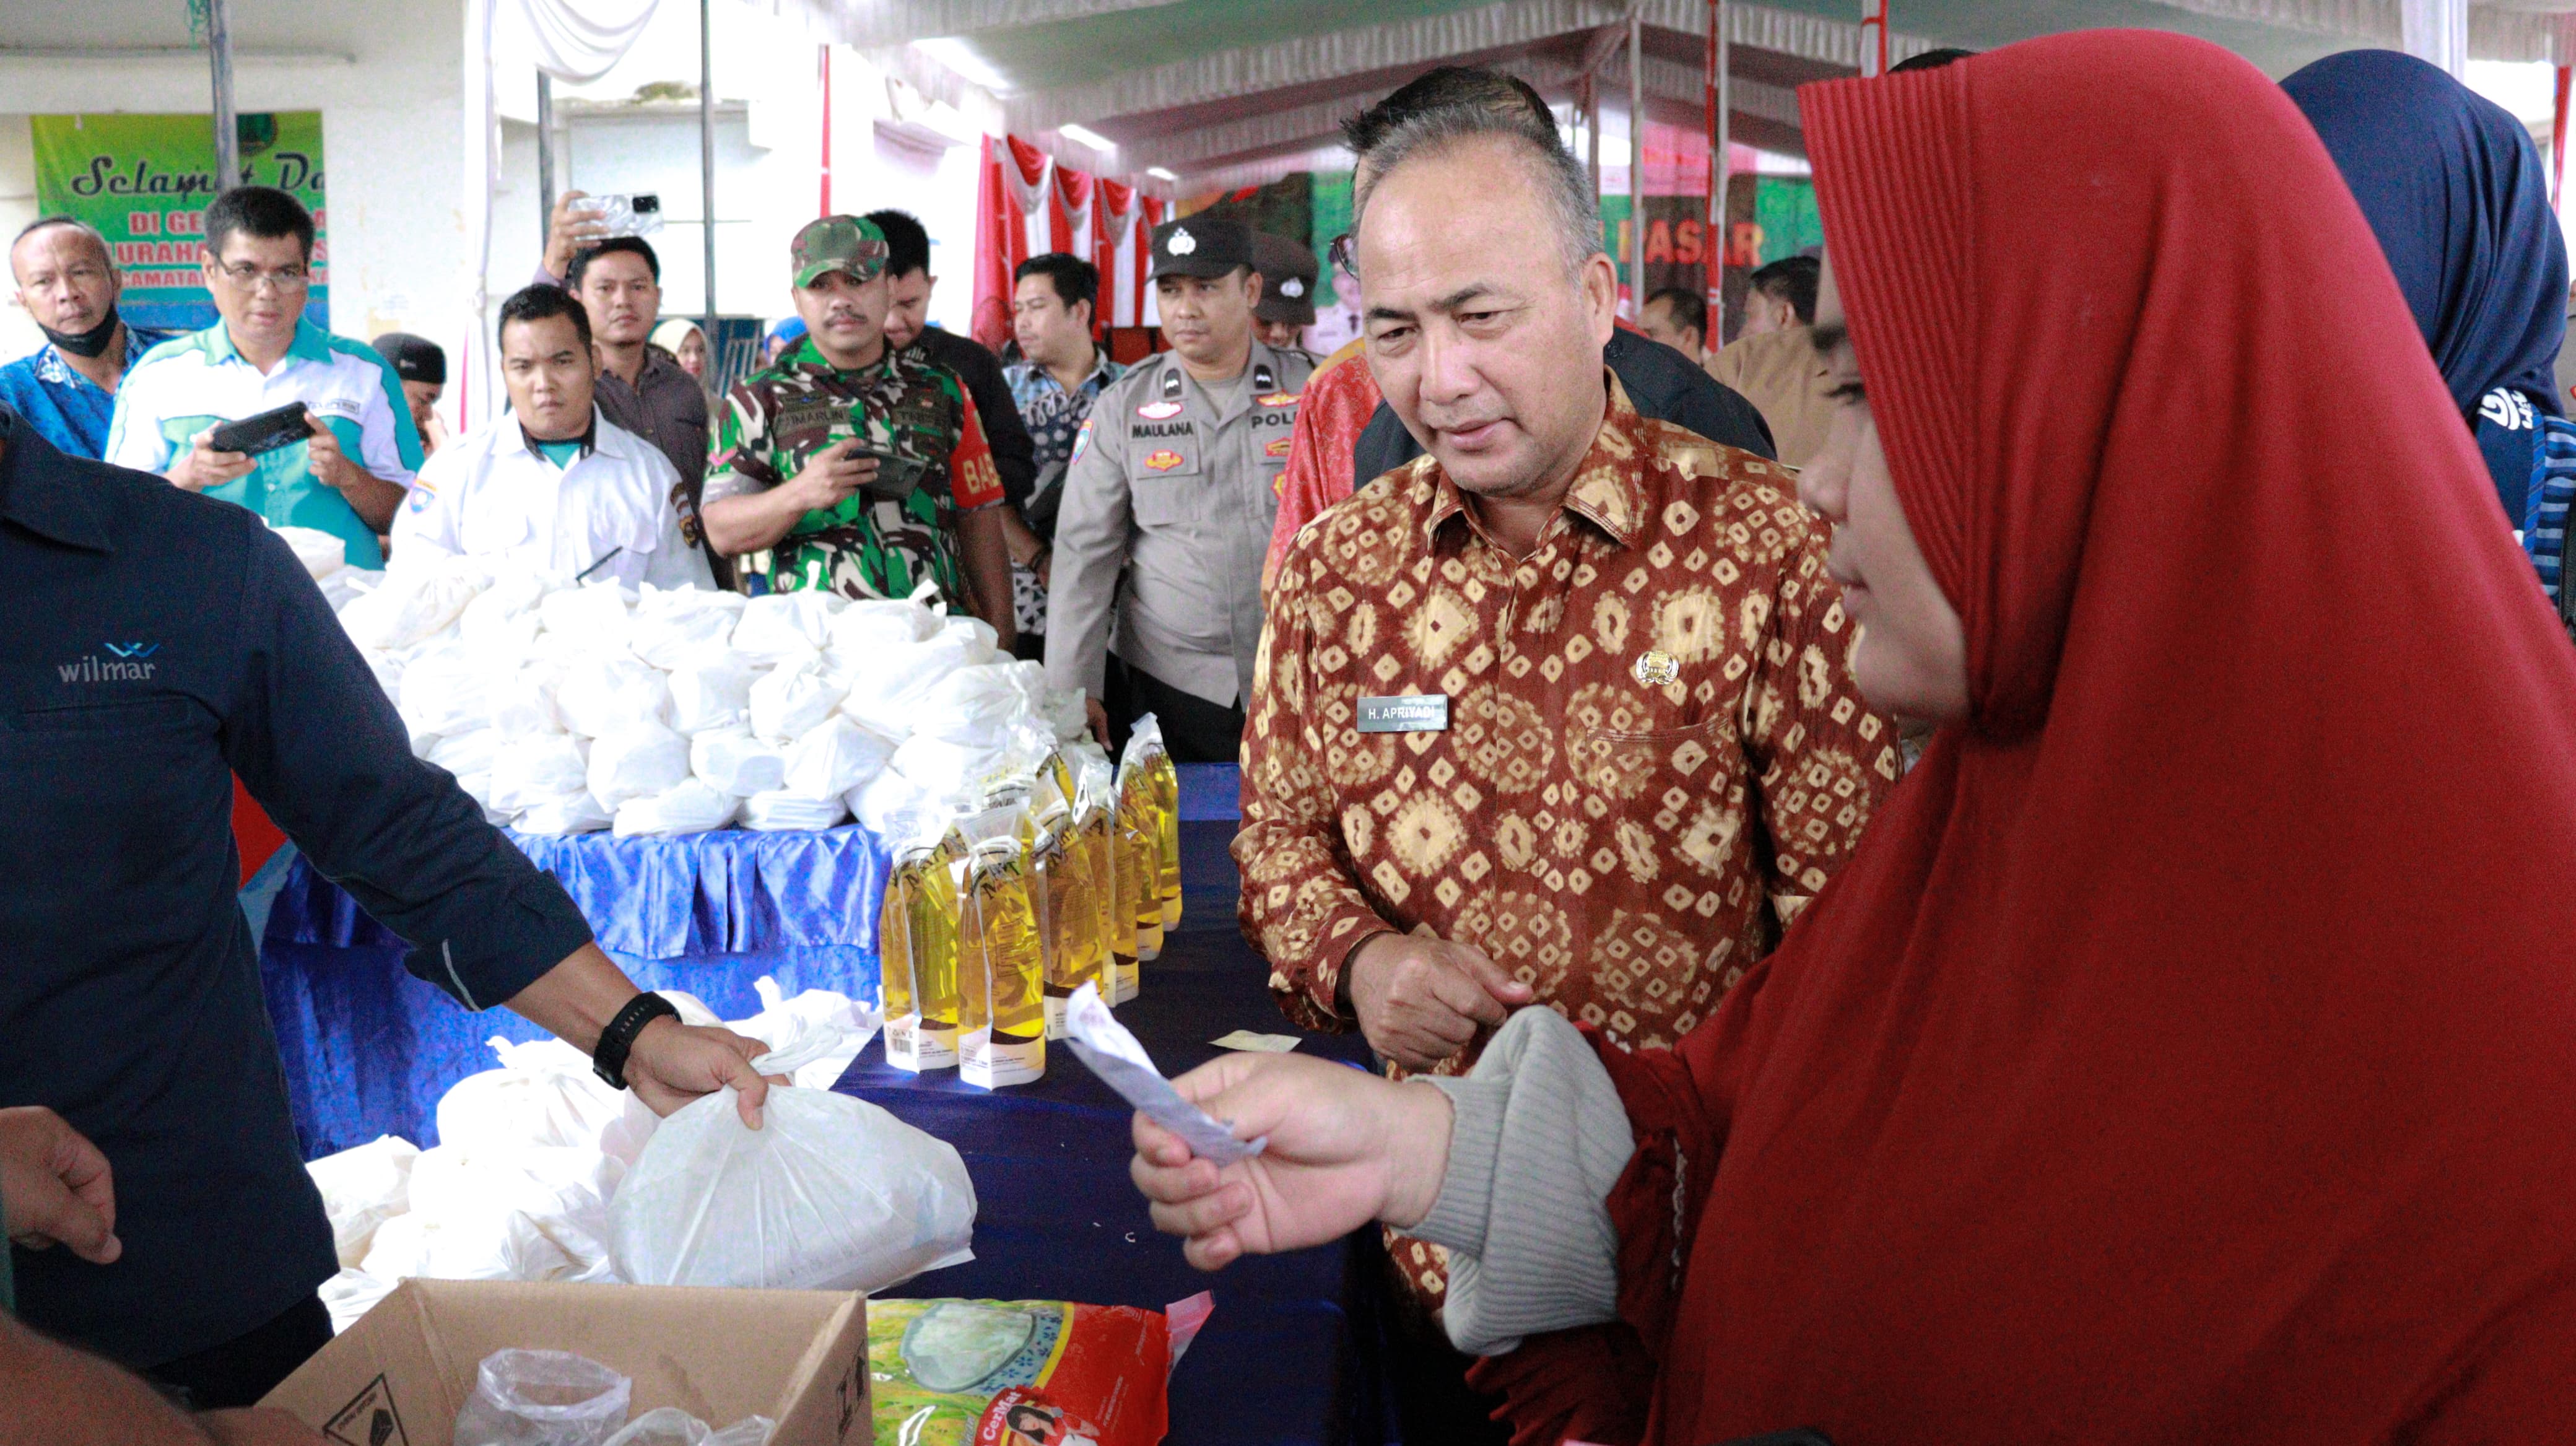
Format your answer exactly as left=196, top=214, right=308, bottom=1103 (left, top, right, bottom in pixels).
left=1889, top=47, right=1978, bottom=74
left=1015, top=252, right=1100, bottom=315
left=566, top=235, right=661, bottom=290
left=1747, top=255, right=1822, bottom=326
left=498, top=282, right=594, bottom=351
left=1645, top=286, right=1705, bottom=340
left=204, top=186, right=316, bottom=261
left=1343, top=64, right=1556, bottom=156
left=865, top=209, right=933, bottom=278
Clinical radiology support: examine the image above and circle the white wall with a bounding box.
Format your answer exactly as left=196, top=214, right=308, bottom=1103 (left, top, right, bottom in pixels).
left=0, top=0, right=466, bottom=381
left=1, top=0, right=997, bottom=411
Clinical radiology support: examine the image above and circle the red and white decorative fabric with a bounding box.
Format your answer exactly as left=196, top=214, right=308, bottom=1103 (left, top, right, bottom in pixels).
left=974, top=136, right=1167, bottom=347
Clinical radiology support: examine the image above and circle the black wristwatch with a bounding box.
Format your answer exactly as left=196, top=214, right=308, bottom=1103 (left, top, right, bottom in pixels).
left=594, top=991, right=681, bottom=1090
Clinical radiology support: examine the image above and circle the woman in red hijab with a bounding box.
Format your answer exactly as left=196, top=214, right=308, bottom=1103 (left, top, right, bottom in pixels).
left=1138, top=30, right=2576, bottom=1444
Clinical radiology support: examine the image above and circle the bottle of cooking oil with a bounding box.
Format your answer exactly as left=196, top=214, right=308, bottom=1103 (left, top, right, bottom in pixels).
left=1076, top=754, right=1137, bottom=1004
left=1118, top=759, right=1165, bottom=962
left=956, top=829, right=1046, bottom=1087
left=1148, top=751, right=1181, bottom=933
left=884, top=825, right=962, bottom=1072
left=1032, top=804, right=1103, bottom=1039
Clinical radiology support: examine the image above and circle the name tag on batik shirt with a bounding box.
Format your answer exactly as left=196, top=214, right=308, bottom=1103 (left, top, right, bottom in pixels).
left=1356, top=694, right=1450, bottom=733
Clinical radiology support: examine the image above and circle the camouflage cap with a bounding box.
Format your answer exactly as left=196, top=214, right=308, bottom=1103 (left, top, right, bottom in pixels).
left=791, top=215, right=889, bottom=287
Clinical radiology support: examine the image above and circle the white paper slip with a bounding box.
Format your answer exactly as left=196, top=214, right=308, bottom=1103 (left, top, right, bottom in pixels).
left=1063, top=983, right=1267, bottom=1165
left=1211, top=1030, right=1302, bottom=1054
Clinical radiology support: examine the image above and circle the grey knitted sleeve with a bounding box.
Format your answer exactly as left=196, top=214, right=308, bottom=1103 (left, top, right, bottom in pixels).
left=1407, top=1006, right=1632, bottom=1356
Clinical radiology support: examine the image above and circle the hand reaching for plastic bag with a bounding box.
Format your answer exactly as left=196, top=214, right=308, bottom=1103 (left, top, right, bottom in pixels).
left=1129, top=1052, right=1456, bottom=1271
left=627, top=1017, right=790, bottom=1128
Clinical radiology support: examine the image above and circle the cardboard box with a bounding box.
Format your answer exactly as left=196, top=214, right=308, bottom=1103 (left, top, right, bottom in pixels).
left=261, top=1279, right=869, bottom=1446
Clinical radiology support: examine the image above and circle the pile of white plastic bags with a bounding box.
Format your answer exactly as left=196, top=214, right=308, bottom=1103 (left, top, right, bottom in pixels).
left=313, top=547, right=1089, bottom=838
left=305, top=978, right=976, bottom=1331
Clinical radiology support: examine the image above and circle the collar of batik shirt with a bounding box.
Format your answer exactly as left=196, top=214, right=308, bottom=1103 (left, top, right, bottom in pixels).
left=1421, top=371, right=1655, bottom=553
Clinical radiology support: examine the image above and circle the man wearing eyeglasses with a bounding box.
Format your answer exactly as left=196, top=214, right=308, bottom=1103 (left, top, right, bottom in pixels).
left=105, top=186, right=421, bottom=570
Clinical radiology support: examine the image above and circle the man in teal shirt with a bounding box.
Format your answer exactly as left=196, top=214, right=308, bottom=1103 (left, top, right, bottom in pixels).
left=105, top=187, right=417, bottom=570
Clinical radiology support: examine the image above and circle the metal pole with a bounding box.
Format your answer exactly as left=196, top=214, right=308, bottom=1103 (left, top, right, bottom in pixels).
left=700, top=0, right=719, bottom=358
left=819, top=46, right=833, bottom=216
left=1627, top=9, right=1643, bottom=318
left=207, top=0, right=240, bottom=190
left=536, top=71, right=557, bottom=224
left=1583, top=74, right=1601, bottom=202
left=1713, top=0, right=1730, bottom=343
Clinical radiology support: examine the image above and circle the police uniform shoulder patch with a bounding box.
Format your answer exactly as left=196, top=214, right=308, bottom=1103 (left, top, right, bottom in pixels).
left=1071, top=414, right=1095, bottom=464
left=1161, top=369, right=1185, bottom=403
left=1253, top=362, right=1276, bottom=394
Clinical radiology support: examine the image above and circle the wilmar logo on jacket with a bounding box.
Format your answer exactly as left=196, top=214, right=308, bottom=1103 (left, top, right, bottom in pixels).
left=60, top=642, right=159, bottom=682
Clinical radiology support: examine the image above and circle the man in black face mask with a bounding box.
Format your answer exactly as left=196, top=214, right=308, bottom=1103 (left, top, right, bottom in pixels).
left=0, top=216, right=176, bottom=459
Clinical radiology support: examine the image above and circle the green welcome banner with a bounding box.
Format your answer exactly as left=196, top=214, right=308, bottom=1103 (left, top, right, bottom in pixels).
left=30, top=111, right=328, bottom=331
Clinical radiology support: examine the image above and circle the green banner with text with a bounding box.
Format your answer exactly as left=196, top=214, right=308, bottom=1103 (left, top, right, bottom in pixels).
left=30, top=111, right=328, bottom=331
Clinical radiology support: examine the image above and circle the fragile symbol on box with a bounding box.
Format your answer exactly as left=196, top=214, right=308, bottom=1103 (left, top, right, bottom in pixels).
left=323, top=1374, right=408, bottom=1446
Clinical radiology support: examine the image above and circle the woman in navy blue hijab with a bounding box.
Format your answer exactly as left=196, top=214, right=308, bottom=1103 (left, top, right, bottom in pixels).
left=2285, top=50, right=2570, bottom=547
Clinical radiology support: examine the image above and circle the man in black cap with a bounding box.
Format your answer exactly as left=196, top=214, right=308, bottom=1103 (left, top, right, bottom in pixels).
left=370, top=331, right=448, bottom=458
left=1045, top=216, right=1313, bottom=760
left=1250, top=231, right=1320, bottom=360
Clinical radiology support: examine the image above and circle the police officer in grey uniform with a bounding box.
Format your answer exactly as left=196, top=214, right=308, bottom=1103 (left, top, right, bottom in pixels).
left=1046, top=217, right=1315, bottom=762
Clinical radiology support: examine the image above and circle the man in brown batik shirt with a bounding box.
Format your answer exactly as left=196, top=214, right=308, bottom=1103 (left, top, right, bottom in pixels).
left=1234, top=72, right=1898, bottom=1355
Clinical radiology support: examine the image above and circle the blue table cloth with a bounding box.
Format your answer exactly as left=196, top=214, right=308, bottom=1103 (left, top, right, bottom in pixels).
left=261, top=824, right=890, bottom=1157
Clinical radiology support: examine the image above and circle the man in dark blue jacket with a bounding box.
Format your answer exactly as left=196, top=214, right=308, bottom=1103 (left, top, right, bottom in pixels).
left=0, top=403, right=777, bottom=1408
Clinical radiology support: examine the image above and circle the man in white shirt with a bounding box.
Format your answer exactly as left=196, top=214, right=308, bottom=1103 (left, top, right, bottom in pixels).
left=104, top=186, right=420, bottom=569
left=394, top=285, right=710, bottom=590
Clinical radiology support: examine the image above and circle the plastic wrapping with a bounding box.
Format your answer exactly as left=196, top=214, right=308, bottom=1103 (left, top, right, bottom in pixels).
left=748, top=657, right=845, bottom=743
left=402, top=645, right=497, bottom=739
left=608, top=1086, right=976, bottom=1292
left=666, top=650, right=760, bottom=735
left=492, top=734, right=591, bottom=816
left=613, top=780, right=741, bottom=837
left=557, top=655, right=672, bottom=738
left=338, top=559, right=488, bottom=650
left=731, top=592, right=838, bottom=662
left=452, top=1348, right=632, bottom=1446
left=630, top=599, right=743, bottom=671
left=518, top=792, right=613, bottom=835
left=864, top=1297, right=1199, bottom=1446
left=536, top=582, right=637, bottom=655
left=739, top=790, right=849, bottom=831
left=780, top=715, right=896, bottom=800
left=954, top=814, right=1046, bottom=1088
left=305, top=1135, right=419, bottom=1268
left=586, top=725, right=693, bottom=811
left=690, top=730, right=786, bottom=798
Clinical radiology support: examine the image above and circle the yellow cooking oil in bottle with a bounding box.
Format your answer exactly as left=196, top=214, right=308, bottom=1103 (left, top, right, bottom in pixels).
left=1118, top=762, right=1165, bottom=962
left=1075, top=757, right=1136, bottom=1004
left=886, top=827, right=962, bottom=1071
left=879, top=848, right=916, bottom=1022
left=1033, top=805, right=1103, bottom=1038
left=957, top=832, right=1046, bottom=1086
left=1150, top=749, right=1181, bottom=932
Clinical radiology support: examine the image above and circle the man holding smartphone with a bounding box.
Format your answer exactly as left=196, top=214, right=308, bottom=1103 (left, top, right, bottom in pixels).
left=104, top=186, right=420, bottom=570
left=699, top=216, right=1016, bottom=644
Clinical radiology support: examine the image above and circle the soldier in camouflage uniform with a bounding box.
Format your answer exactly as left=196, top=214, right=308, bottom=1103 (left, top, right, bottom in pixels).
left=700, top=216, right=1015, bottom=638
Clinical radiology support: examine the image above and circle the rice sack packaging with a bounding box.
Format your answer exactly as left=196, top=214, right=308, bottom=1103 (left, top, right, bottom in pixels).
left=867, top=1295, right=1209, bottom=1446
